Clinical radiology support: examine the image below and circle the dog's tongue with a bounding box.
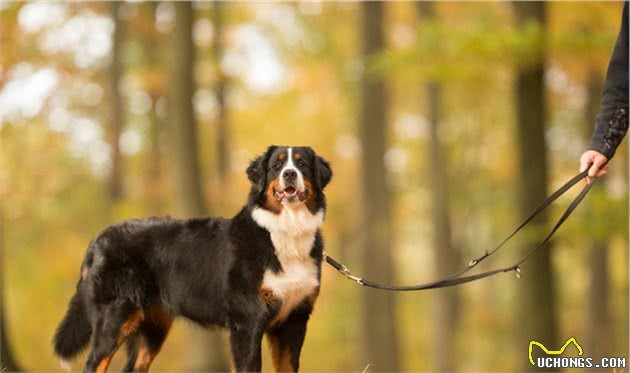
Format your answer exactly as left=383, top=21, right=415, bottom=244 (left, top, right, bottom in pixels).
left=285, top=186, right=296, bottom=194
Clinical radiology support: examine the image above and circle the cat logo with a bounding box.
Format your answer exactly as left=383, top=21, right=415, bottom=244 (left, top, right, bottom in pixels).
left=529, top=337, right=584, bottom=366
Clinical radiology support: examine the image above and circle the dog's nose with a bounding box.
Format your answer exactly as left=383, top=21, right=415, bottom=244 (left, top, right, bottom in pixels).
left=283, top=169, right=297, bottom=182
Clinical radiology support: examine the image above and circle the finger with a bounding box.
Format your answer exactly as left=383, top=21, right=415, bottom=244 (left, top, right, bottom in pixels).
left=585, top=176, right=592, bottom=185
left=588, top=157, right=607, bottom=178
left=592, top=162, right=609, bottom=179
left=588, top=163, right=598, bottom=178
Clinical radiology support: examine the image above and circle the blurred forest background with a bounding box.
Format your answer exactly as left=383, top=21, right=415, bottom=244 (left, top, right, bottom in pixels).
left=0, top=1, right=628, bottom=372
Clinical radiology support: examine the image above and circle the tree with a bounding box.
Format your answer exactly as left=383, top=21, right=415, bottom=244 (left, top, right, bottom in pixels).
left=213, top=1, right=230, bottom=190
left=358, top=2, right=400, bottom=371
left=512, top=2, right=556, bottom=370
left=0, top=208, right=21, bottom=372
left=416, top=2, right=460, bottom=371
left=584, top=69, right=612, bottom=358
left=168, top=2, right=228, bottom=371
left=138, top=2, right=165, bottom=214
left=108, top=1, right=124, bottom=203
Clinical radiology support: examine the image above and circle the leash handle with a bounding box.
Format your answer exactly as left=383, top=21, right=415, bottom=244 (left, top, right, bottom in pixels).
left=325, top=170, right=592, bottom=291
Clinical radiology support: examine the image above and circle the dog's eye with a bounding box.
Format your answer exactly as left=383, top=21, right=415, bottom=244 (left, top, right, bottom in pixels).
left=296, top=159, right=306, bottom=168
left=272, top=161, right=283, bottom=170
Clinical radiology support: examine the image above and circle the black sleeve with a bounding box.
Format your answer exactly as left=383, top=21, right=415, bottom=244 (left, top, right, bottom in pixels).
left=590, top=1, right=629, bottom=159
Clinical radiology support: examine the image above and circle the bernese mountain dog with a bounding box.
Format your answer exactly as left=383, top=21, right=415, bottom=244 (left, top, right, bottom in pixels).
left=53, top=145, right=332, bottom=373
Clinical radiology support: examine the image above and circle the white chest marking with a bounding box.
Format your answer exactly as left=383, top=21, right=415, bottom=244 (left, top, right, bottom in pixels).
left=252, top=205, right=324, bottom=322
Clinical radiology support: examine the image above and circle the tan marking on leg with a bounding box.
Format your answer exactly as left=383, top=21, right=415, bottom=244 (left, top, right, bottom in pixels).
left=278, top=349, right=294, bottom=373
left=268, top=334, right=295, bottom=373
left=92, top=309, right=145, bottom=373
left=132, top=337, right=154, bottom=372
left=94, top=310, right=143, bottom=373
left=269, top=334, right=282, bottom=372
left=95, top=354, right=113, bottom=373
left=118, top=310, right=144, bottom=343
left=132, top=305, right=173, bottom=372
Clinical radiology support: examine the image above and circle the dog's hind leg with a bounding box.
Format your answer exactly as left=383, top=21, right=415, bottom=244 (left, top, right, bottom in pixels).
left=84, top=301, right=143, bottom=373
left=121, top=334, right=140, bottom=372
left=121, top=305, right=173, bottom=372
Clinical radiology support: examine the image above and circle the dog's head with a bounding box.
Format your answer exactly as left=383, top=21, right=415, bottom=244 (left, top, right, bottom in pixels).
left=247, top=146, right=332, bottom=214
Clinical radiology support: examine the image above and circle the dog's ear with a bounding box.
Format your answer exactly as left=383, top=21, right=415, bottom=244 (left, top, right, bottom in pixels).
left=246, top=156, right=264, bottom=186
left=246, top=145, right=277, bottom=191
left=315, top=154, right=332, bottom=190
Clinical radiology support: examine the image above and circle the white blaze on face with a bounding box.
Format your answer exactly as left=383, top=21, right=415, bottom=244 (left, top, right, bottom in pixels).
left=279, top=147, right=305, bottom=192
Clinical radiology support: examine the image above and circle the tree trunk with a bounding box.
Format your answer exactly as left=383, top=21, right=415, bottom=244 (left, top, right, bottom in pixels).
left=358, top=2, right=400, bottom=371
left=213, top=1, right=230, bottom=188
left=109, top=1, right=124, bottom=202
left=512, top=3, right=556, bottom=371
left=417, top=3, right=460, bottom=371
left=587, top=240, right=610, bottom=354
left=169, top=1, right=206, bottom=217
left=148, top=94, right=163, bottom=213
left=584, top=69, right=611, bottom=358
left=141, top=2, right=164, bottom=214
left=168, top=2, right=228, bottom=371
left=0, top=208, right=22, bottom=372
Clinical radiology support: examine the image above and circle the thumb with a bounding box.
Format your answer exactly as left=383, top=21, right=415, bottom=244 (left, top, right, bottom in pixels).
left=579, top=153, right=593, bottom=173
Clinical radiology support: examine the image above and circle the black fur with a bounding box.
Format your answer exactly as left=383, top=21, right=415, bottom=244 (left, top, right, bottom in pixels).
left=53, top=146, right=332, bottom=372
left=53, top=285, right=91, bottom=360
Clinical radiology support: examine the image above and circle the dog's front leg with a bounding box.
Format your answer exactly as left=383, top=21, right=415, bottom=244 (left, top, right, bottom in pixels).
left=266, top=304, right=312, bottom=373
left=229, top=321, right=264, bottom=372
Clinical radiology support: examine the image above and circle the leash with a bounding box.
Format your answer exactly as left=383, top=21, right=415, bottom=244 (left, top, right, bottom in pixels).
left=324, top=170, right=593, bottom=291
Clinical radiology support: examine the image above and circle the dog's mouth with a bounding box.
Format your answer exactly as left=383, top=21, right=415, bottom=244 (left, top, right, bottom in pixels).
left=274, top=186, right=307, bottom=202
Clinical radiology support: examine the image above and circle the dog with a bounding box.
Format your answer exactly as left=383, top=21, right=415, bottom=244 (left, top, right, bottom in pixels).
left=53, top=145, right=332, bottom=372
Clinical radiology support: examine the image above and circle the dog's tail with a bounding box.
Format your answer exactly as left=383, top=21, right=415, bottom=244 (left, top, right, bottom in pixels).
left=53, top=284, right=91, bottom=363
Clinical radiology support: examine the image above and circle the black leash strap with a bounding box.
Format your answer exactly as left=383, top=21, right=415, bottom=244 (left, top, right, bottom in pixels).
left=324, top=170, right=592, bottom=291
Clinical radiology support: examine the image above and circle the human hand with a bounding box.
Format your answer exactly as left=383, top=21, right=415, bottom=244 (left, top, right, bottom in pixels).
left=579, top=150, right=609, bottom=184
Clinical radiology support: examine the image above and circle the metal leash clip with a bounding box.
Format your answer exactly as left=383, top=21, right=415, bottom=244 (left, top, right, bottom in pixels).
left=336, top=261, right=364, bottom=285
left=342, top=271, right=364, bottom=285
left=323, top=252, right=364, bottom=285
